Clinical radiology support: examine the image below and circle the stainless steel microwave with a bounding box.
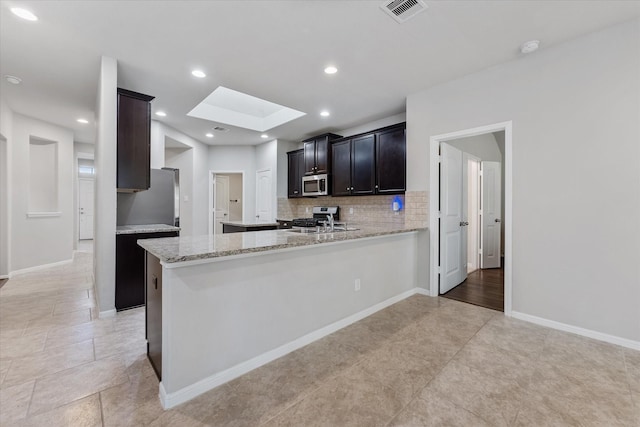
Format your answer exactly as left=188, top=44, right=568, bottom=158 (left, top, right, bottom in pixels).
left=302, top=174, right=329, bottom=197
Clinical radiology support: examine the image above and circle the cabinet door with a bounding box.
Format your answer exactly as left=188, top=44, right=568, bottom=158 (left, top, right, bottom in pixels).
left=315, top=136, right=330, bottom=174
left=351, top=135, right=376, bottom=195
left=303, top=141, right=316, bottom=175
left=332, top=140, right=352, bottom=196
left=116, top=231, right=177, bottom=311
left=117, top=90, right=153, bottom=191
left=287, top=150, right=303, bottom=198
left=376, top=127, right=406, bottom=194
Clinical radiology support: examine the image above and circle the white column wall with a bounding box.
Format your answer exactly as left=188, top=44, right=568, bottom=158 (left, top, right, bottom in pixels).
left=94, top=56, right=118, bottom=315
left=406, top=19, right=640, bottom=342
left=10, top=114, right=74, bottom=271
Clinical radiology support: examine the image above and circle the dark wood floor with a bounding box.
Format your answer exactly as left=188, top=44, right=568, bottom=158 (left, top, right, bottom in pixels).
left=442, top=268, right=504, bottom=312
left=0, top=278, right=7, bottom=289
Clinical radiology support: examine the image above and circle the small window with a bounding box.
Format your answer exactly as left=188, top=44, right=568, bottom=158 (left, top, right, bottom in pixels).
left=78, top=165, right=95, bottom=177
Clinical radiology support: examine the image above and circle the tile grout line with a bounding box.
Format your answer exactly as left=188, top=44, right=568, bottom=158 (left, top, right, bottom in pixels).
left=23, top=375, right=37, bottom=420
left=98, top=391, right=106, bottom=426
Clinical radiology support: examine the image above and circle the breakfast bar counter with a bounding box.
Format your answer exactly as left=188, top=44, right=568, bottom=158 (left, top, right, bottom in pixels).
left=139, top=225, right=428, bottom=409
left=138, top=224, right=424, bottom=265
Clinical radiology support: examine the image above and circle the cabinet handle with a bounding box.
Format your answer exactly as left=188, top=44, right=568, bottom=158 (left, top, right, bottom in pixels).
left=346, top=187, right=349, bottom=191
left=294, top=191, right=298, bottom=194
left=152, top=275, right=158, bottom=290
left=351, top=187, right=354, bottom=190
left=375, top=185, right=378, bottom=189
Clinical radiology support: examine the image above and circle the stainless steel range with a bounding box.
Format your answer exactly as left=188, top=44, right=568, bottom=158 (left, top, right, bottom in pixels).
left=292, top=206, right=339, bottom=228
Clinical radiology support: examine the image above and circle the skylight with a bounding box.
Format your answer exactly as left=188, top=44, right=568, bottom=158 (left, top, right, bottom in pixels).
left=187, top=86, right=306, bottom=132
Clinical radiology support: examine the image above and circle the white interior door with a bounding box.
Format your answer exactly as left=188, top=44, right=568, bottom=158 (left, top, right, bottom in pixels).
left=214, top=175, right=229, bottom=234
left=481, top=161, right=502, bottom=269
left=440, top=143, right=467, bottom=293
left=78, top=178, right=94, bottom=240
left=255, top=169, right=272, bottom=224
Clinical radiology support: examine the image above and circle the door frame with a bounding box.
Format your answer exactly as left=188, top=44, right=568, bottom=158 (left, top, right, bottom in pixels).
left=429, top=121, right=512, bottom=315
left=208, top=170, right=245, bottom=236
left=0, top=133, right=9, bottom=278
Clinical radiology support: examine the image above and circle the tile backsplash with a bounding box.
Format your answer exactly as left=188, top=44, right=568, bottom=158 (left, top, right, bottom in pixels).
left=277, top=190, right=428, bottom=227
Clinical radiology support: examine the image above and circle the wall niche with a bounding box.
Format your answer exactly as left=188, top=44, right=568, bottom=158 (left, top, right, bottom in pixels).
left=28, top=137, right=59, bottom=216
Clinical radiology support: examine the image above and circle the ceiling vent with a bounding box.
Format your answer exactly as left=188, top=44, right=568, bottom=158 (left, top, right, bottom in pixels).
left=380, top=0, right=427, bottom=23
left=212, top=126, right=229, bottom=132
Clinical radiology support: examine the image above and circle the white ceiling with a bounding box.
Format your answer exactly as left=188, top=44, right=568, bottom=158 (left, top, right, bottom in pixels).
left=1, top=0, right=639, bottom=145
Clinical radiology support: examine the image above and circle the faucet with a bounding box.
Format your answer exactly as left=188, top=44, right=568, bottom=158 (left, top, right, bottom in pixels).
left=326, top=214, right=334, bottom=232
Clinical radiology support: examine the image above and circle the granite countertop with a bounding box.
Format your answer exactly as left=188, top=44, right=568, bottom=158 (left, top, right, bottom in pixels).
left=220, top=221, right=279, bottom=227
left=116, top=224, right=181, bottom=235
left=137, top=224, right=427, bottom=264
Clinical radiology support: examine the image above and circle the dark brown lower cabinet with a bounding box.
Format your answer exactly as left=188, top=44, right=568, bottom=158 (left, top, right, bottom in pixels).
left=115, top=231, right=178, bottom=311
left=145, top=252, right=162, bottom=380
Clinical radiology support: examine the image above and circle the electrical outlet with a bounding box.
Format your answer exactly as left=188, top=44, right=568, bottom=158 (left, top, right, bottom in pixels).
left=349, top=207, right=354, bottom=214
left=354, top=278, right=361, bottom=292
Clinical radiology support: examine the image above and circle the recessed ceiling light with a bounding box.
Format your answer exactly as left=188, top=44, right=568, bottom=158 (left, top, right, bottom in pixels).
left=320, top=111, right=330, bottom=117
left=520, top=40, right=540, bottom=54
left=5, top=75, right=22, bottom=85
left=324, top=66, right=338, bottom=75
left=192, top=70, right=206, bottom=78
left=11, top=8, right=38, bottom=21
left=77, top=118, right=89, bottom=124
left=261, top=134, right=269, bottom=139
left=205, top=133, right=214, bottom=138
left=155, top=111, right=167, bottom=117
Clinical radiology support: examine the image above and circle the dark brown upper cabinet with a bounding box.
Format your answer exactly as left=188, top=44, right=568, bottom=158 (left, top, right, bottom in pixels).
left=331, top=140, right=352, bottom=196
left=117, top=88, right=155, bottom=192
left=331, top=122, right=406, bottom=196
left=302, top=133, right=342, bottom=175
left=375, top=125, right=406, bottom=194
left=287, top=149, right=304, bottom=198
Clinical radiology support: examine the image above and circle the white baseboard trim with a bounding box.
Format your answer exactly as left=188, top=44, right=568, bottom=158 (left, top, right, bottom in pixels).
left=9, top=258, right=73, bottom=277
left=0, top=274, right=8, bottom=280
left=415, top=287, right=430, bottom=296
left=99, top=309, right=116, bottom=318
left=511, top=311, right=640, bottom=351
left=160, top=287, right=429, bottom=409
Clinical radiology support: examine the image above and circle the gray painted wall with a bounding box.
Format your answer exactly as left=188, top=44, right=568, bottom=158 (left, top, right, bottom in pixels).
left=407, top=19, right=640, bottom=342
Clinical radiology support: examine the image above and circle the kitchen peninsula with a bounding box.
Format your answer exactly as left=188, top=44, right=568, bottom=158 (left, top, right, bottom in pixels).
left=138, top=225, right=429, bottom=409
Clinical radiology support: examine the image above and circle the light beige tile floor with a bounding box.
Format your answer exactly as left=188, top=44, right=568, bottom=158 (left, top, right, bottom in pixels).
left=0, top=246, right=638, bottom=426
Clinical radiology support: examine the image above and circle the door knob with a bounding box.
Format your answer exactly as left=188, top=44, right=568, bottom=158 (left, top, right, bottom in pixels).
left=460, top=221, right=469, bottom=226
left=495, top=218, right=501, bottom=223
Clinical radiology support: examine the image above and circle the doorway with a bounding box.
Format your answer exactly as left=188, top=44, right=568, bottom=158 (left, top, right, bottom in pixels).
left=429, top=122, right=512, bottom=314
left=209, top=171, right=244, bottom=235
left=77, top=155, right=95, bottom=243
